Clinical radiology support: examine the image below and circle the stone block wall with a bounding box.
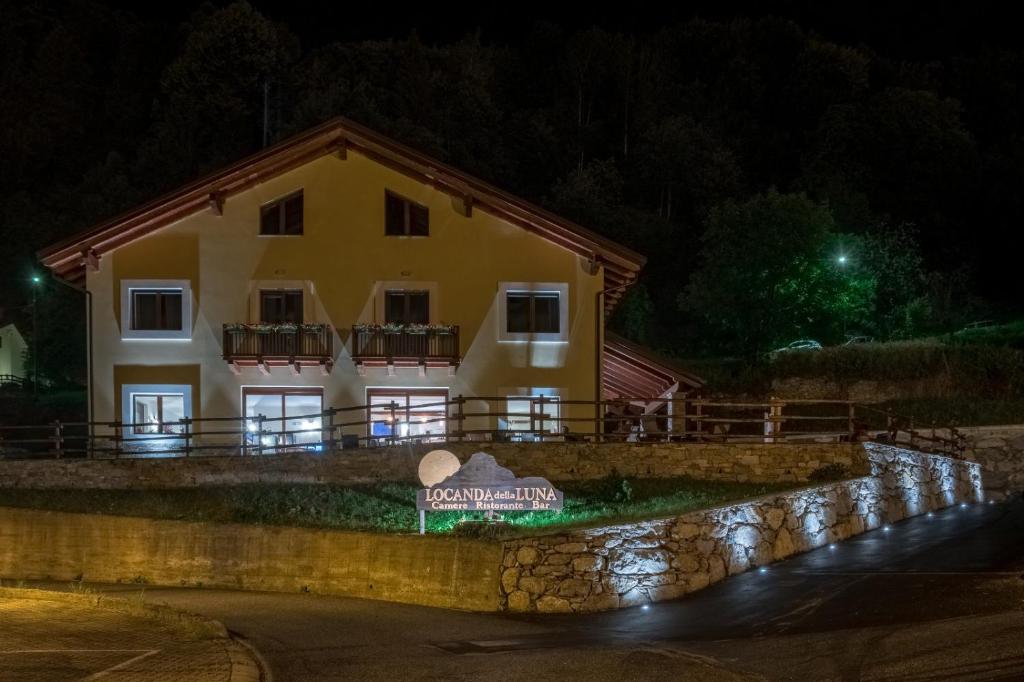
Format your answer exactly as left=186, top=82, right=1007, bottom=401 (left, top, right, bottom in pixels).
left=960, top=426, right=1024, bottom=501
left=0, top=507, right=502, bottom=611
left=0, top=441, right=865, bottom=490
left=498, top=444, right=981, bottom=613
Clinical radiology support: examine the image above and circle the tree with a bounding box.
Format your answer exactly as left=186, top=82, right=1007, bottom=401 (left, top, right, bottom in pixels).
left=679, top=191, right=874, bottom=355
left=137, top=1, right=299, bottom=187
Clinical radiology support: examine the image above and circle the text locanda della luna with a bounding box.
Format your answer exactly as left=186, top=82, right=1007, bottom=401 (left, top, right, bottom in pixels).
left=418, top=486, right=563, bottom=511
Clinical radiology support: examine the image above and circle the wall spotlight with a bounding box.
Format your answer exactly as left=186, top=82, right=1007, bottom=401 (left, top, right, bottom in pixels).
left=758, top=567, right=768, bottom=574
left=641, top=604, right=650, bottom=611
left=828, top=544, right=837, bottom=550
left=882, top=526, right=891, bottom=532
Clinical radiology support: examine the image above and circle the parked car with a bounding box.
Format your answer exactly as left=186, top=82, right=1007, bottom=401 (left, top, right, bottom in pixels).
left=956, top=320, right=996, bottom=334
left=767, top=339, right=822, bottom=359
left=843, top=335, right=874, bottom=345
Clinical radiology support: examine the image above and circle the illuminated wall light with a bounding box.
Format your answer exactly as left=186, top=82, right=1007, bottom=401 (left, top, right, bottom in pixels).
left=641, top=604, right=650, bottom=611
left=926, top=512, right=934, bottom=518
left=758, top=567, right=768, bottom=574
left=882, top=526, right=891, bottom=532
left=959, top=502, right=968, bottom=509
left=828, top=544, right=837, bottom=550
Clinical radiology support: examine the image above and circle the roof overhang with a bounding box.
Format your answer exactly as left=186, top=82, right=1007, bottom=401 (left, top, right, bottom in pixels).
left=38, top=117, right=645, bottom=311
left=603, top=332, right=705, bottom=400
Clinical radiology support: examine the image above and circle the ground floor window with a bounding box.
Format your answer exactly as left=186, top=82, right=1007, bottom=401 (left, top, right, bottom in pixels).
left=502, top=393, right=561, bottom=439
left=120, top=383, right=193, bottom=439
left=367, top=389, right=448, bottom=442
left=243, top=387, right=324, bottom=449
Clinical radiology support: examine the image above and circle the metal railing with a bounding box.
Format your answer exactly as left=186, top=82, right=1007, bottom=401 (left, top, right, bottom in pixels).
left=0, top=396, right=967, bottom=460
left=0, top=374, right=25, bottom=388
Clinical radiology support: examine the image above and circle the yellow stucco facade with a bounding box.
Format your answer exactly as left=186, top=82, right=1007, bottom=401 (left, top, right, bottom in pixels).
left=87, top=149, right=606, bottom=441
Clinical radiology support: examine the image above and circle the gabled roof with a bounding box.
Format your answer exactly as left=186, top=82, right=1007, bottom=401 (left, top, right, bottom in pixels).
left=38, top=117, right=645, bottom=311
left=603, top=332, right=704, bottom=399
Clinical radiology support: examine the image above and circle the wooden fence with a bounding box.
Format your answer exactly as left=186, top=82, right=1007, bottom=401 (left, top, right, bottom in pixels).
left=0, top=396, right=967, bottom=460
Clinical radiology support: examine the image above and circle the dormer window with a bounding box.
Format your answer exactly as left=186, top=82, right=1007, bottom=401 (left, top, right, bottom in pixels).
left=385, top=191, right=429, bottom=236
left=260, top=191, right=304, bottom=235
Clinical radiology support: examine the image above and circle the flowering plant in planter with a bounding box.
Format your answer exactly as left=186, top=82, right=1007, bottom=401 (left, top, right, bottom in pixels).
left=381, top=322, right=405, bottom=334
left=300, top=323, right=327, bottom=334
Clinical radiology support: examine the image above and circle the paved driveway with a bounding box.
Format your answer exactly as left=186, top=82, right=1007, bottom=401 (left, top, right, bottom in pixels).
left=0, top=592, right=258, bottom=681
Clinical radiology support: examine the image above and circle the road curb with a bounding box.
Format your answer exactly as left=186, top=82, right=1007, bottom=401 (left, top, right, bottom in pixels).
left=229, top=630, right=274, bottom=682
left=0, top=584, right=266, bottom=680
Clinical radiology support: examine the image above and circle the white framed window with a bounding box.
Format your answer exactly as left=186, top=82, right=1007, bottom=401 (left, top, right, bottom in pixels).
left=121, top=279, right=192, bottom=340
left=497, top=282, right=569, bottom=343
left=502, top=390, right=562, bottom=439
left=121, top=383, right=192, bottom=438
left=367, top=388, right=449, bottom=442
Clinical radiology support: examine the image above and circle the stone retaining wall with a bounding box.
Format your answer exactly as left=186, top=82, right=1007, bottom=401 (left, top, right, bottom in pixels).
left=498, top=444, right=982, bottom=613
left=0, top=507, right=502, bottom=611
left=0, top=441, right=864, bottom=489
left=960, top=425, right=1024, bottom=501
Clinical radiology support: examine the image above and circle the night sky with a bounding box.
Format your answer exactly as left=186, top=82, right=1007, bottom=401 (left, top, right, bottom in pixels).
left=4, top=0, right=1024, bottom=373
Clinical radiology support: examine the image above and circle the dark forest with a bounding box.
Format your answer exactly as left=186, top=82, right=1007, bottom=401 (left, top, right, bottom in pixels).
left=4, top=1, right=1024, bottom=383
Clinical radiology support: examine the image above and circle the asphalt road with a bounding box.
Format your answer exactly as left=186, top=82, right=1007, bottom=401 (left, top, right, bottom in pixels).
left=39, top=499, right=1024, bottom=681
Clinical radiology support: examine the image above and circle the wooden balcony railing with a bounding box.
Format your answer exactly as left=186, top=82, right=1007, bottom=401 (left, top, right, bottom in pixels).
left=351, top=325, right=460, bottom=370
left=222, top=324, right=334, bottom=373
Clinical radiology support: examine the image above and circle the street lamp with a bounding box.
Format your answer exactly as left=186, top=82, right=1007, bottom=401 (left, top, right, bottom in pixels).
left=30, top=274, right=41, bottom=396
left=836, top=254, right=848, bottom=266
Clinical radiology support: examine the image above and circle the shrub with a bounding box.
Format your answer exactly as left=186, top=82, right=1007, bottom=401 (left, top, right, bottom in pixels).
left=808, top=463, right=851, bottom=482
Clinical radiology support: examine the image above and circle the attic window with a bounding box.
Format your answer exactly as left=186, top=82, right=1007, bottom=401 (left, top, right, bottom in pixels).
left=260, top=191, right=304, bottom=235
left=385, top=191, right=429, bottom=236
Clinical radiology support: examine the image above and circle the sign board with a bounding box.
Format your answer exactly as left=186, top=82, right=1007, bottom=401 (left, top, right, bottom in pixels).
left=416, top=451, right=563, bottom=513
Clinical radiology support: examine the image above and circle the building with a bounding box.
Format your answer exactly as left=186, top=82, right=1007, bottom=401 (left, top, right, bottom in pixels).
left=39, top=118, right=697, bottom=451
left=0, top=322, right=27, bottom=386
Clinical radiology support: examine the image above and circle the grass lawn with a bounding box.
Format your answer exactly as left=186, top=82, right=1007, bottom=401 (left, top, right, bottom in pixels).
left=0, top=478, right=800, bottom=538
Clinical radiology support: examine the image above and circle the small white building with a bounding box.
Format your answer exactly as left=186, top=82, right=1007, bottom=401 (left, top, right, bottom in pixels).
left=0, top=323, right=27, bottom=385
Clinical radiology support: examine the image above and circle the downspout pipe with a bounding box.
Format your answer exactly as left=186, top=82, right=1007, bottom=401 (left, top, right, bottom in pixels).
left=50, top=274, right=93, bottom=455
left=594, top=278, right=634, bottom=440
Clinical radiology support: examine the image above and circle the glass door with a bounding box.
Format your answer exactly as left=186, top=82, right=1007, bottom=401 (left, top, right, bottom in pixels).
left=243, top=387, right=324, bottom=451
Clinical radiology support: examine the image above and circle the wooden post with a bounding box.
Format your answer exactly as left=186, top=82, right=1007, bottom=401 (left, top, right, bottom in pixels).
left=389, top=401, right=398, bottom=445
left=181, top=417, right=192, bottom=457
left=113, top=421, right=122, bottom=459
left=536, top=395, right=545, bottom=443
left=456, top=395, right=465, bottom=441
left=326, top=408, right=336, bottom=451
left=679, top=397, right=687, bottom=440
left=695, top=401, right=704, bottom=441
left=53, top=420, right=63, bottom=459
left=241, top=415, right=249, bottom=457
left=909, top=416, right=916, bottom=448
left=256, top=414, right=265, bottom=456
left=419, top=509, right=426, bottom=535
left=848, top=403, right=856, bottom=440
left=766, top=398, right=784, bottom=443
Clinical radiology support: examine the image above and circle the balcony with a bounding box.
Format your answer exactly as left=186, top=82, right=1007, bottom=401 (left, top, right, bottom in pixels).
left=351, top=324, right=460, bottom=375
left=223, top=323, right=334, bottom=375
